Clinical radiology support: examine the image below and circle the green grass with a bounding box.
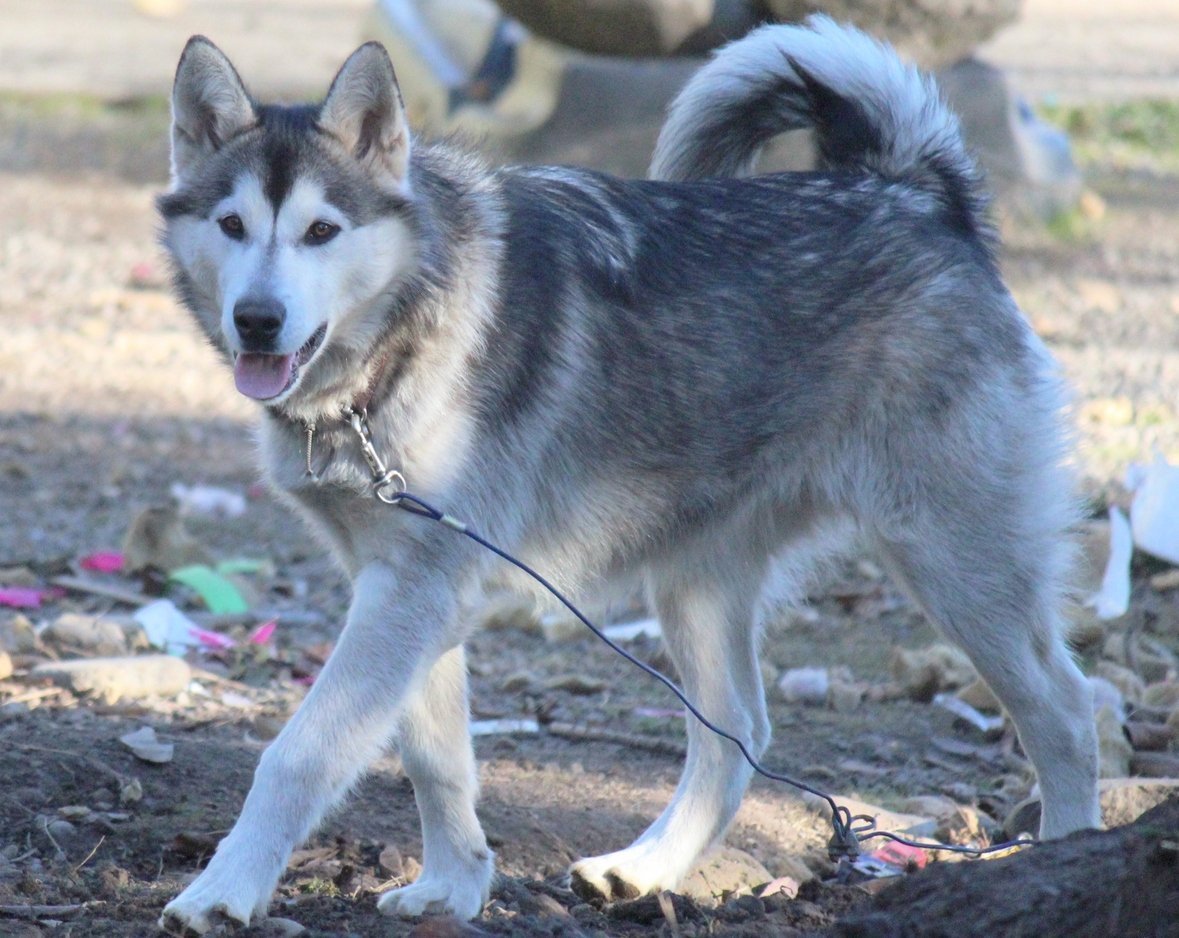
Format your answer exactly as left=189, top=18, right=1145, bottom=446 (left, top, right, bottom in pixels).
left=0, top=90, right=169, bottom=120
left=1039, top=99, right=1179, bottom=171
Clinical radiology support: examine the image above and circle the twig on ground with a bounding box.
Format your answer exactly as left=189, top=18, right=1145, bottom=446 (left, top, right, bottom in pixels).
left=72, top=834, right=106, bottom=873
left=545, top=721, right=687, bottom=757
left=50, top=574, right=151, bottom=607
left=38, top=815, right=65, bottom=862
left=0, top=902, right=92, bottom=920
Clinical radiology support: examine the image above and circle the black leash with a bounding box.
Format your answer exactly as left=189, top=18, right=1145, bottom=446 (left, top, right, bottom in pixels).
left=347, top=408, right=1037, bottom=865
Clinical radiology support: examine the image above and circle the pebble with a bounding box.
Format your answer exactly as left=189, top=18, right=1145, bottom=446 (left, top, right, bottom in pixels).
left=1095, top=705, right=1133, bottom=778
left=256, top=918, right=306, bottom=937
left=0, top=614, right=36, bottom=653
left=44, top=612, right=130, bottom=655
left=1094, top=660, right=1145, bottom=707
left=678, top=846, right=772, bottom=905
left=33, top=654, right=191, bottom=702
left=889, top=644, right=977, bottom=701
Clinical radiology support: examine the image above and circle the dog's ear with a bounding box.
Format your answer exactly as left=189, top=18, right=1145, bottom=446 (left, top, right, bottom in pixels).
left=319, top=43, right=411, bottom=189
left=169, top=36, right=256, bottom=183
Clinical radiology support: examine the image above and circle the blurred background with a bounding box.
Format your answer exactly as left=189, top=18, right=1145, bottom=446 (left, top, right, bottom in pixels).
left=1, top=2, right=1179, bottom=935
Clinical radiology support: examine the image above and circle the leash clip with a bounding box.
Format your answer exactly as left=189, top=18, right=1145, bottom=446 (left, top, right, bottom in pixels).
left=348, top=408, right=406, bottom=504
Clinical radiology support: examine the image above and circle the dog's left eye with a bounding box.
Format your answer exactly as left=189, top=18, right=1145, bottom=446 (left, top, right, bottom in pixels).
left=304, top=221, right=340, bottom=246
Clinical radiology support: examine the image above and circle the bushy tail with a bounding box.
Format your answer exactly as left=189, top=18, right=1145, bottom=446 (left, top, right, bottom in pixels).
left=650, top=15, right=989, bottom=237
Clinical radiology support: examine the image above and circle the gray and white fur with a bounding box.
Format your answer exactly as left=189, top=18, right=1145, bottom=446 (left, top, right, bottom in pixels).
left=157, top=16, right=1100, bottom=934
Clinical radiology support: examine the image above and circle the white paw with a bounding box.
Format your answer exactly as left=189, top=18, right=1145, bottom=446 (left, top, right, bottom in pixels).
left=377, top=853, right=493, bottom=920
left=159, top=862, right=270, bottom=935
left=569, top=845, right=668, bottom=902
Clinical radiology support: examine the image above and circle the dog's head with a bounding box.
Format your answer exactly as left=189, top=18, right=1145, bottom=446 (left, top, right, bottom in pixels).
left=158, top=37, right=418, bottom=408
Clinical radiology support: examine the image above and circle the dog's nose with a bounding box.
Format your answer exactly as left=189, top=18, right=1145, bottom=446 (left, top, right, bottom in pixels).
left=233, top=296, right=285, bottom=349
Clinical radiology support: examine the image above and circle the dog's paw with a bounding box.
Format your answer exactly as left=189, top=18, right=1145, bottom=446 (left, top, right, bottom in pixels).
left=377, top=872, right=489, bottom=920
left=569, top=847, right=668, bottom=903
left=159, top=867, right=268, bottom=936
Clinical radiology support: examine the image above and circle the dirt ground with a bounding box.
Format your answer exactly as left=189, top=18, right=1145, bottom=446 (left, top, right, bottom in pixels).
left=2, top=2, right=1179, bottom=937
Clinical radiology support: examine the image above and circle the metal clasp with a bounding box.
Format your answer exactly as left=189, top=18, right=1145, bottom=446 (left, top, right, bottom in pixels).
left=348, top=408, right=406, bottom=504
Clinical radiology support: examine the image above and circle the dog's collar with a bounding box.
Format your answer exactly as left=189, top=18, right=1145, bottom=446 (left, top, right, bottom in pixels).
left=298, top=344, right=399, bottom=485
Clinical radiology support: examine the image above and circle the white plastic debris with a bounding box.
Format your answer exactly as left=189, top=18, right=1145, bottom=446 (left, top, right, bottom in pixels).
left=1086, top=506, right=1133, bottom=620
left=469, top=718, right=540, bottom=736
left=933, top=692, right=1006, bottom=735
left=777, top=667, right=829, bottom=705
left=1126, top=454, right=1179, bottom=565
left=119, top=725, right=174, bottom=764
left=134, top=599, right=200, bottom=656
left=170, top=482, right=247, bottom=519
left=601, top=617, right=662, bottom=641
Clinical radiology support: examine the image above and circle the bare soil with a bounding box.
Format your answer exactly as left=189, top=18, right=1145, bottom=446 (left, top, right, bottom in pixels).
left=2, top=2, right=1179, bottom=936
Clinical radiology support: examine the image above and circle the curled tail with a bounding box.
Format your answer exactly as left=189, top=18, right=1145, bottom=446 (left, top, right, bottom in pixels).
left=650, top=15, right=989, bottom=239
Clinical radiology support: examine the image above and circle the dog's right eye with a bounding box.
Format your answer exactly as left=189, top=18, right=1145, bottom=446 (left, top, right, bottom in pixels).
left=218, top=214, right=245, bottom=240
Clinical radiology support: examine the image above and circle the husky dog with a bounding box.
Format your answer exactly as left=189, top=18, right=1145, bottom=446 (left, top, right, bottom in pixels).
left=158, top=17, right=1100, bottom=933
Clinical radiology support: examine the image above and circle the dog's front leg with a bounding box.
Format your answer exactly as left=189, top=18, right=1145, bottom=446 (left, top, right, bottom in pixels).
left=160, top=560, right=474, bottom=935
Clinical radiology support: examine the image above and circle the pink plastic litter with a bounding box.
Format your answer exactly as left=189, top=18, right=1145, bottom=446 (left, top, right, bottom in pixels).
left=189, top=627, right=237, bottom=650
left=0, top=587, right=46, bottom=608
left=79, top=552, right=125, bottom=573
left=247, top=620, right=277, bottom=645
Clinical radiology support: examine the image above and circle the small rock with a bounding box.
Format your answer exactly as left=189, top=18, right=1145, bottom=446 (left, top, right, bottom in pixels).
left=257, top=918, right=307, bottom=937
left=956, top=677, right=1001, bottom=713
left=407, top=915, right=489, bottom=937
left=33, top=655, right=191, bottom=702
left=1148, top=569, right=1179, bottom=592
left=378, top=844, right=404, bottom=879
left=119, top=726, right=174, bottom=764
left=1129, top=752, right=1179, bottom=779
left=543, top=673, right=607, bottom=695
left=46, top=818, right=77, bottom=838
left=1124, top=720, right=1174, bottom=752
left=477, top=592, right=539, bottom=633
left=251, top=714, right=286, bottom=741
left=679, top=847, right=773, bottom=906
left=1143, top=681, right=1179, bottom=711
left=44, top=613, right=129, bottom=656
left=499, top=671, right=536, bottom=693
left=0, top=614, right=37, bottom=654
left=777, top=667, right=828, bottom=705
left=1095, top=705, right=1132, bottom=779
left=0, top=650, right=12, bottom=680
left=771, top=854, right=814, bottom=885
left=122, top=505, right=212, bottom=573
left=889, top=644, right=976, bottom=702
left=538, top=612, right=583, bottom=643
left=827, top=679, right=863, bottom=712
left=120, top=778, right=143, bottom=804
left=1094, top=660, right=1146, bottom=707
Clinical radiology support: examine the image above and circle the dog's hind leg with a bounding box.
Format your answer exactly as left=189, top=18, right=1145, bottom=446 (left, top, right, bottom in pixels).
left=869, top=455, right=1101, bottom=839
left=378, top=644, right=494, bottom=919
left=161, top=560, right=480, bottom=934
left=570, top=553, right=771, bottom=901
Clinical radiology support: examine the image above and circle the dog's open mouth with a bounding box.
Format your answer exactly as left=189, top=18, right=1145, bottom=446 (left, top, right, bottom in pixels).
left=233, top=323, right=327, bottom=401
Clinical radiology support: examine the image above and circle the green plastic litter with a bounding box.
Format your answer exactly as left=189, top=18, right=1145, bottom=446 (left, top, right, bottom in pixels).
left=169, top=564, right=250, bottom=614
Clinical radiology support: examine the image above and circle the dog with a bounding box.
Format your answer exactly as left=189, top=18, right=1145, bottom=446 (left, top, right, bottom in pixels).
left=157, top=17, right=1100, bottom=933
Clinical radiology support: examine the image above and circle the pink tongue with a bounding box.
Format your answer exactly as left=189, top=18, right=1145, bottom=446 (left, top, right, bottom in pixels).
left=234, top=353, right=294, bottom=400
